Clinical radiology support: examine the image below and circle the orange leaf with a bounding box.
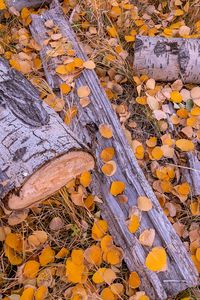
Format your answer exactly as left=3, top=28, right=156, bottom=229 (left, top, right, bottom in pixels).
left=128, top=215, right=140, bottom=233
left=80, top=171, right=91, bottom=187
left=99, top=123, right=113, bottom=139
left=92, top=267, right=106, bottom=283
left=77, top=85, right=90, bottom=97
left=170, top=91, right=182, bottom=103
left=60, top=83, right=71, bottom=94
left=5, top=233, right=22, bottom=252
left=138, top=196, right=152, bottom=211
left=71, top=249, right=84, bottom=265
left=34, top=286, right=48, bottom=300
left=39, top=246, right=55, bottom=266
left=92, top=220, right=108, bottom=240
left=145, top=247, right=167, bottom=272
left=110, top=181, right=125, bottom=196
left=20, top=287, right=35, bottom=300
left=56, top=247, right=69, bottom=259
left=84, top=245, right=102, bottom=265
left=100, top=147, right=115, bottom=162
left=175, top=139, right=194, bottom=151
left=105, top=246, right=123, bottom=265
left=101, top=161, right=117, bottom=176
left=129, top=271, right=141, bottom=288
left=5, top=245, right=23, bottom=265
left=23, top=260, right=40, bottom=279
left=107, top=26, right=118, bottom=37
left=151, top=147, right=163, bottom=160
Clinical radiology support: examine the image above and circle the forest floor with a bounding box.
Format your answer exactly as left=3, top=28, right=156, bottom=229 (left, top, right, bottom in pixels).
left=0, top=0, right=200, bottom=299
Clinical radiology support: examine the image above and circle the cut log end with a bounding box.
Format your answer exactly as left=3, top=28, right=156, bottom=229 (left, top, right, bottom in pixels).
left=8, top=151, right=94, bottom=210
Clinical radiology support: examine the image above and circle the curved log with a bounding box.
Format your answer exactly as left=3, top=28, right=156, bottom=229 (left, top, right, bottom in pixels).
left=133, top=35, right=200, bottom=84
left=6, top=0, right=52, bottom=10
left=0, top=57, right=94, bottom=209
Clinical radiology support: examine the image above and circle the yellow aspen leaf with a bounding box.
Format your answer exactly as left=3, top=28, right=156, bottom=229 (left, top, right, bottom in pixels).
left=60, top=83, right=71, bottom=94
left=177, top=182, right=190, bottom=195
left=0, top=0, right=6, bottom=10
left=107, top=26, right=118, bottom=37
left=73, top=57, right=83, bottom=68
left=84, top=194, right=94, bottom=210
left=177, top=108, right=188, bottom=118
left=139, top=229, right=155, bottom=247
left=92, top=220, right=108, bottom=240
left=191, top=255, right=200, bottom=273
left=101, top=287, right=115, bottom=300
left=101, top=161, right=117, bottom=176
left=139, top=295, right=150, bottom=300
left=20, top=287, right=35, bottom=300
left=44, top=94, right=65, bottom=112
left=56, top=247, right=69, bottom=259
left=56, top=65, right=68, bottom=75
left=5, top=233, right=22, bottom=252
left=84, top=245, right=102, bottom=265
left=125, top=35, right=135, bottom=42
left=146, top=137, right=157, bottom=147
left=196, top=248, right=200, bottom=262
left=66, top=258, right=87, bottom=283
left=163, top=28, right=173, bottom=36
left=187, top=116, right=197, bottom=127
left=191, top=107, right=200, bottom=116
left=5, top=245, right=23, bottom=265
left=71, top=249, right=84, bottom=265
left=161, top=180, right=172, bottom=193
left=175, top=139, right=194, bottom=151
left=23, top=260, right=40, bottom=279
left=92, top=268, right=106, bottom=284
left=128, top=215, right=140, bottom=233
left=100, top=147, right=115, bottom=162
left=110, top=181, right=125, bottom=196
left=99, top=123, right=113, bottom=139
left=103, top=268, right=117, bottom=284
left=83, top=60, right=96, bottom=69
left=170, top=91, right=182, bottom=103
left=80, top=171, right=91, bottom=187
left=129, top=271, right=141, bottom=288
left=151, top=147, right=163, bottom=160
left=34, top=286, right=48, bottom=300
left=145, top=247, right=167, bottom=272
left=190, top=201, right=200, bottom=216
left=138, top=196, right=153, bottom=211
left=136, top=96, right=147, bottom=105
left=174, top=9, right=184, bottom=16
left=110, top=283, right=124, bottom=295
left=110, top=6, right=121, bottom=18
left=64, top=62, right=75, bottom=73
left=105, top=246, right=123, bottom=265
left=39, top=246, right=55, bottom=266
left=101, top=235, right=113, bottom=252
left=77, top=85, right=90, bottom=98
left=135, top=145, right=145, bottom=160
left=64, top=106, right=77, bottom=125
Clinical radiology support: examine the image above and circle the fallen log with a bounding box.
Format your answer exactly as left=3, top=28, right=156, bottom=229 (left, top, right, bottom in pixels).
left=30, top=1, right=199, bottom=299
left=133, top=35, right=200, bottom=84
left=0, top=57, right=94, bottom=210
left=6, top=0, right=52, bottom=10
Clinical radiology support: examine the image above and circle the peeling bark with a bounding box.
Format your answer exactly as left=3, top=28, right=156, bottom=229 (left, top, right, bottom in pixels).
left=30, top=2, right=199, bottom=299
left=0, top=57, right=94, bottom=209
left=134, top=35, right=200, bottom=84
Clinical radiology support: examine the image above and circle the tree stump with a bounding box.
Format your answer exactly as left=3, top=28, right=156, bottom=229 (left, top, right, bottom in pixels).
left=133, top=35, right=200, bottom=84
left=0, top=57, right=94, bottom=210
left=30, top=2, right=199, bottom=299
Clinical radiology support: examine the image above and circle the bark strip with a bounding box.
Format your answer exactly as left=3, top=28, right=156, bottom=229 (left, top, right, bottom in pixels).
left=30, top=2, right=198, bottom=299
left=134, top=35, right=200, bottom=84
left=6, top=0, right=52, bottom=10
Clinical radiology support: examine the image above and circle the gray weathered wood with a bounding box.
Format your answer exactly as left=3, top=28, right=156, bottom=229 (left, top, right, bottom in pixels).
left=6, top=0, right=52, bottom=10
left=134, top=35, right=200, bottom=84
left=30, top=2, right=199, bottom=299
left=0, top=57, right=94, bottom=209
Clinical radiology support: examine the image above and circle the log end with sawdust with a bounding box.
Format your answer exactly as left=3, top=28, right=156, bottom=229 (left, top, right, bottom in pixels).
left=0, top=57, right=94, bottom=210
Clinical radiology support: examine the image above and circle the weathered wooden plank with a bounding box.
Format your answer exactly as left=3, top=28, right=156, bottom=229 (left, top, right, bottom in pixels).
left=0, top=57, right=94, bottom=210
left=134, top=35, right=200, bottom=84
left=30, top=2, right=199, bottom=298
